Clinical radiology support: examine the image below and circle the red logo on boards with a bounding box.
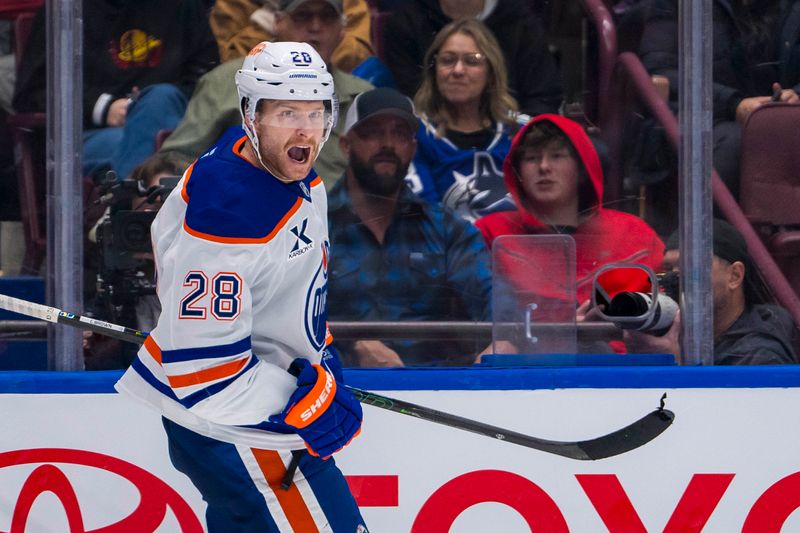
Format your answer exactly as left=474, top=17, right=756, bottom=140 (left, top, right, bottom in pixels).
left=0, top=448, right=202, bottom=533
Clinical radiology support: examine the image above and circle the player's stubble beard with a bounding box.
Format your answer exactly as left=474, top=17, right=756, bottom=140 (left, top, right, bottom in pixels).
left=249, top=121, right=321, bottom=183
left=351, top=149, right=409, bottom=197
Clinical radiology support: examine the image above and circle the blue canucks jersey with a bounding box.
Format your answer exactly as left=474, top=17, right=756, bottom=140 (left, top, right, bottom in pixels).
left=406, top=118, right=516, bottom=223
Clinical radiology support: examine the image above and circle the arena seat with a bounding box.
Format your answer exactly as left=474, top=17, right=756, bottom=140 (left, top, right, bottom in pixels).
left=5, top=9, right=45, bottom=275
left=739, top=102, right=800, bottom=297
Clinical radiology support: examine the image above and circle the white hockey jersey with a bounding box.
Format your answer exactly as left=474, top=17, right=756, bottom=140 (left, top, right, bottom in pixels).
left=116, top=129, right=332, bottom=449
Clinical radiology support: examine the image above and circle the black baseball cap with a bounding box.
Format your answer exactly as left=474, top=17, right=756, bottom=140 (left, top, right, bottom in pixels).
left=665, top=219, right=751, bottom=266
left=342, top=88, right=419, bottom=135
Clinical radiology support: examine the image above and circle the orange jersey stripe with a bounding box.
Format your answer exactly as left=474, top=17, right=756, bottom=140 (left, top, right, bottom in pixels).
left=232, top=135, right=250, bottom=164
left=166, top=356, right=250, bottom=389
left=252, top=449, right=319, bottom=533
left=144, top=336, right=162, bottom=364
left=183, top=196, right=303, bottom=244
left=180, top=163, right=196, bottom=204
left=310, top=176, right=322, bottom=187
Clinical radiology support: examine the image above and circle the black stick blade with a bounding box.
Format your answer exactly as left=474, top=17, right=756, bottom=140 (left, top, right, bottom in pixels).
left=572, top=408, right=675, bottom=460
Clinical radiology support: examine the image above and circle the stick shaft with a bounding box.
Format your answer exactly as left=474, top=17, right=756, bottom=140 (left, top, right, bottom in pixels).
left=0, top=294, right=148, bottom=343
left=0, top=293, right=673, bottom=459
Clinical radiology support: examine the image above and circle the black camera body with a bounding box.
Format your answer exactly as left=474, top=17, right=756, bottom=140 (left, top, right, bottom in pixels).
left=98, top=210, right=157, bottom=271
left=93, top=176, right=178, bottom=320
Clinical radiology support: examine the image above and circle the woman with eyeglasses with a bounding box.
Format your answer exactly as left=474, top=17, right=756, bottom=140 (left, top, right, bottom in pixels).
left=383, top=0, right=563, bottom=117
left=409, top=19, right=522, bottom=223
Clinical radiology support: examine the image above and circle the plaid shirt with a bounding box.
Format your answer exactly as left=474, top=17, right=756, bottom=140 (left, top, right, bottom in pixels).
left=327, top=180, right=492, bottom=366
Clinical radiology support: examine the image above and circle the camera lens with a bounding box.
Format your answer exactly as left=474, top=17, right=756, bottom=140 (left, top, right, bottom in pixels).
left=607, top=292, right=651, bottom=317
left=606, top=292, right=679, bottom=334
left=121, top=219, right=150, bottom=251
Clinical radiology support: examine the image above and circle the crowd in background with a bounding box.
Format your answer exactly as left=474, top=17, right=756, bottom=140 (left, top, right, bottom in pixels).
left=0, top=0, right=797, bottom=369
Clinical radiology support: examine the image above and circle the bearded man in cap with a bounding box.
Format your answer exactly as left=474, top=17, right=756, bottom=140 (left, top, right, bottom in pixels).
left=327, top=87, right=493, bottom=367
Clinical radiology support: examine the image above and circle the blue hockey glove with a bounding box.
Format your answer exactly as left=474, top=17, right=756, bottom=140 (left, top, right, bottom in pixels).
left=270, top=358, right=362, bottom=459
left=321, top=345, right=344, bottom=382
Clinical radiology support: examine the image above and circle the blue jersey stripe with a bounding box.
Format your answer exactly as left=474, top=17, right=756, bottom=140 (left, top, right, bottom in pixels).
left=131, top=357, right=180, bottom=402
left=161, top=336, right=252, bottom=363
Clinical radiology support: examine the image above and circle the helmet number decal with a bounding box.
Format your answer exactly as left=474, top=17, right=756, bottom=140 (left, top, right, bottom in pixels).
left=291, top=51, right=313, bottom=65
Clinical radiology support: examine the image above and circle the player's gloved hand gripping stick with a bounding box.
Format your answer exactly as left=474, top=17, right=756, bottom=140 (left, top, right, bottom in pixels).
left=0, top=294, right=675, bottom=460
left=270, top=358, right=363, bottom=459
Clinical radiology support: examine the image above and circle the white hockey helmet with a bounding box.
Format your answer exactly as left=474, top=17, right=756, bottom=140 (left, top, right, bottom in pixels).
left=235, top=41, right=337, bottom=149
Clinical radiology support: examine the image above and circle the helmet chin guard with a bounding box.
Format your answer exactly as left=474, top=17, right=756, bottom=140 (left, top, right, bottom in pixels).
left=235, top=41, right=338, bottom=175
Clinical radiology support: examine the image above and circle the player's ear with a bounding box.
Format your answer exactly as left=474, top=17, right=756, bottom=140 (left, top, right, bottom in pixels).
left=241, top=99, right=255, bottom=130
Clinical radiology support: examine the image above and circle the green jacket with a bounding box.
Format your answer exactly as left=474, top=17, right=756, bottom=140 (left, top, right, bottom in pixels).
left=159, top=57, right=373, bottom=189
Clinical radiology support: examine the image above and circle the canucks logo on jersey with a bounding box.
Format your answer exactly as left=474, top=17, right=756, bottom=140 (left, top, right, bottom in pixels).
left=304, top=240, right=329, bottom=350
left=410, top=120, right=516, bottom=223
left=442, top=152, right=512, bottom=222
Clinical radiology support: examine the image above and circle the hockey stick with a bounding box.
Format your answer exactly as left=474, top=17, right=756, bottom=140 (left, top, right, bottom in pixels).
left=0, top=294, right=675, bottom=460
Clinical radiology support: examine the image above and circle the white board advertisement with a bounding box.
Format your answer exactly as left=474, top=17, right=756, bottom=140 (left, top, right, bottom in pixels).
left=1, top=386, right=800, bottom=532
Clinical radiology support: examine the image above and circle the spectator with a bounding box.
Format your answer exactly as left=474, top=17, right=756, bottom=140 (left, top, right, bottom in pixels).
left=149, top=0, right=373, bottom=188
left=383, top=0, right=563, bottom=117
left=12, top=0, right=219, bottom=181
left=475, top=114, right=664, bottom=305
left=410, top=18, right=519, bottom=223
left=210, top=0, right=373, bottom=72
left=638, top=0, right=800, bottom=198
left=328, top=87, right=492, bottom=367
left=624, top=219, right=799, bottom=365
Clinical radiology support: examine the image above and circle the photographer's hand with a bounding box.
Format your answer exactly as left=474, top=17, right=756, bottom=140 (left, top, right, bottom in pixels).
left=623, top=310, right=682, bottom=363
left=576, top=299, right=605, bottom=322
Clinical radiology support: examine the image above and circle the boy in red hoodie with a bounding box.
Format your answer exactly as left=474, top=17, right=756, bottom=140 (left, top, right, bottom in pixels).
left=476, top=114, right=664, bottom=305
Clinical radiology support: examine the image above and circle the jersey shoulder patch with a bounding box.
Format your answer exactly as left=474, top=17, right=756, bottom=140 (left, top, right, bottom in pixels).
left=183, top=136, right=305, bottom=243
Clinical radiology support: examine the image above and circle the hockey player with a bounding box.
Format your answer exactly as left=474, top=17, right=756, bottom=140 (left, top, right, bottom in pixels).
left=115, top=41, right=367, bottom=532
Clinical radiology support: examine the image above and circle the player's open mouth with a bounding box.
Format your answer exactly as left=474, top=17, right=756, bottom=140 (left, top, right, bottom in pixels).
left=287, top=146, right=311, bottom=164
